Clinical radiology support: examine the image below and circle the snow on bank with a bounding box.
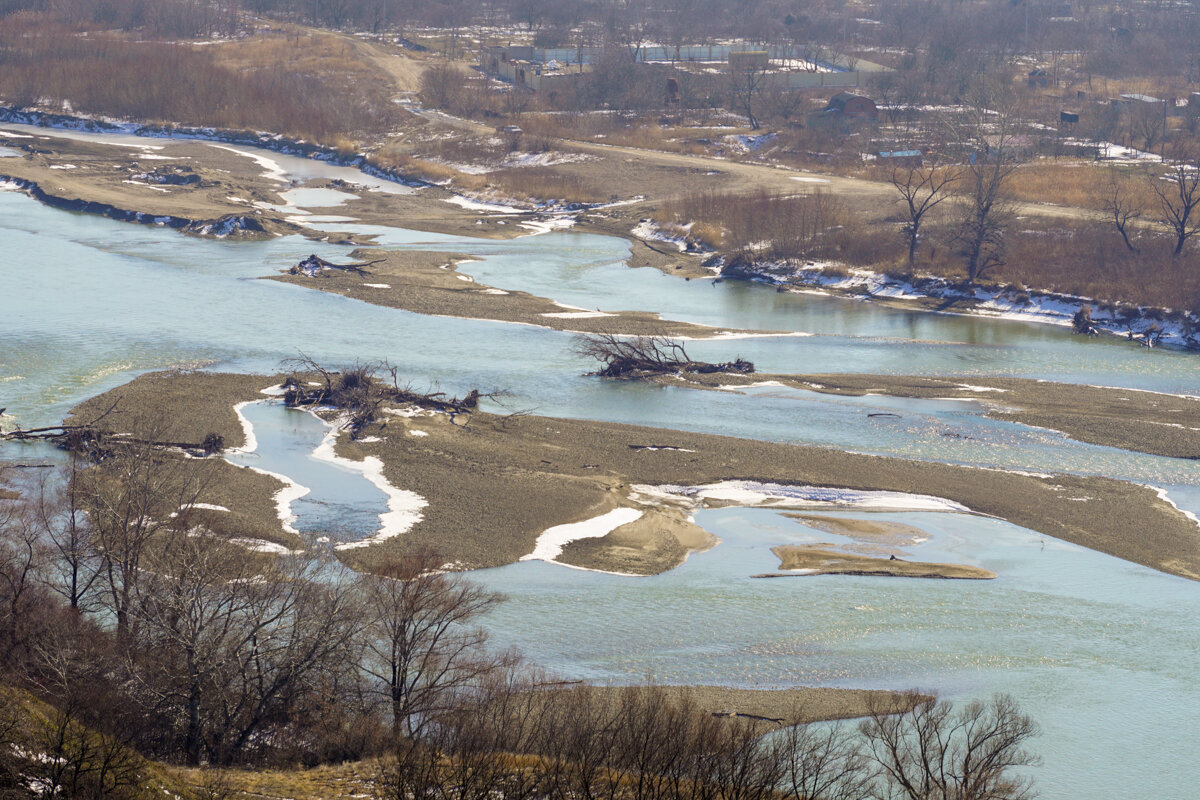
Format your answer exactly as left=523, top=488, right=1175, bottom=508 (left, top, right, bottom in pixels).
left=312, top=417, right=428, bottom=551
left=1144, top=486, right=1200, bottom=529
left=522, top=507, right=644, bottom=564
left=632, top=480, right=970, bottom=513
left=729, top=261, right=1200, bottom=350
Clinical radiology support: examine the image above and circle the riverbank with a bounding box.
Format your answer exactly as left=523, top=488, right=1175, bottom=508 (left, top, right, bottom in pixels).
left=715, top=258, right=1200, bottom=351
left=268, top=249, right=775, bottom=338
left=761, top=545, right=997, bottom=580
left=663, top=372, right=1200, bottom=460
left=0, top=122, right=567, bottom=241
left=69, top=371, right=1200, bottom=581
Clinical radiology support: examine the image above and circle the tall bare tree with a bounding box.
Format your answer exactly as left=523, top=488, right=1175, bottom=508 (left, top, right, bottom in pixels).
left=358, top=550, right=508, bottom=738
left=950, top=88, right=1023, bottom=283
left=891, top=163, right=959, bottom=270
left=1101, top=171, right=1144, bottom=253
left=860, top=693, right=1040, bottom=800
left=1150, top=163, right=1200, bottom=256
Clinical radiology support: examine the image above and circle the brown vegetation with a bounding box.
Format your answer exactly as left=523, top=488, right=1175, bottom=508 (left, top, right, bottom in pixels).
left=0, top=20, right=395, bottom=142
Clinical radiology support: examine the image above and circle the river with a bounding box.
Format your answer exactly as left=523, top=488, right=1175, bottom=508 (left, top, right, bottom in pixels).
left=1, top=135, right=1199, bottom=798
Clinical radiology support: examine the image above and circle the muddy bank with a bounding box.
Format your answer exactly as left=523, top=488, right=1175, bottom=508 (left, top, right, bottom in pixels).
left=0, top=125, right=549, bottom=241
left=70, top=371, right=1200, bottom=580
left=584, top=685, right=923, bottom=726
left=268, top=249, right=766, bottom=338
left=761, top=545, right=997, bottom=580
left=672, top=372, right=1200, bottom=460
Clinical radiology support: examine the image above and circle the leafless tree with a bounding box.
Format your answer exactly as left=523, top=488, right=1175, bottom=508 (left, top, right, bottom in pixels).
left=1101, top=172, right=1144, bottom=253
left=949, top=86, right=1023, bottom=283
left=358, top=550, right=508, bottom=739
left=1150, top=163, right=1200, bottom=256
left=74, top=433, right=212, bottom=643
left=891, top=164, right=959, bottom=270
left=131, top=538, right=363, bottom=765
left=860, top=693, right=1040, bottom=800
left=728, top=60, right=769, bottom=130
left=574, top=334, right=753, bottom=378
left=779, top=720, right=873, bottom=800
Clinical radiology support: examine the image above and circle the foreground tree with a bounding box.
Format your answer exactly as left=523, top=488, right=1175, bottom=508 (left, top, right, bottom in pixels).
left=358, top=550, right=508, bottom=738
left=860, top=693, right=1040, bottom=800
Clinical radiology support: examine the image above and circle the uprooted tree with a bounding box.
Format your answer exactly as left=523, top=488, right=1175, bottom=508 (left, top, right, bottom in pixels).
left=574, top=334, right=754, bottom=378
left=280, top=356, right=494, bottom=437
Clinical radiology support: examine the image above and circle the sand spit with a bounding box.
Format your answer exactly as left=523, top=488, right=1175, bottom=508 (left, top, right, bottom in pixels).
left=762, top=545, right=996, bottom=580
left=667, top=372, right=1200, bottom=460
left=267, top=249, right=782, bottom=339
left=67, top=371, right=1200, bottom=581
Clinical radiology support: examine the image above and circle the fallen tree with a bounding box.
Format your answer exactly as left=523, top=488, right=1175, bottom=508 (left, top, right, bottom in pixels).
left=0, top=399, right=225, bottom=459
left=281, top=357, right=492, bottom=437
left=289, top=254, right=384, bottom=277
left=574, top=334, right=754, bottom=378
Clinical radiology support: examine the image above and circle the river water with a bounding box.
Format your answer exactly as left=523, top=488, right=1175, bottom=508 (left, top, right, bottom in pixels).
left=2, top=136, right=1199, bottom=798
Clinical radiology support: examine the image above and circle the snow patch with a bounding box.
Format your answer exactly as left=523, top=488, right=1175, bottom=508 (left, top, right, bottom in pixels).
left=632, top=481, right=969, bottom=513
left=522, top=507, right=644, bottom=564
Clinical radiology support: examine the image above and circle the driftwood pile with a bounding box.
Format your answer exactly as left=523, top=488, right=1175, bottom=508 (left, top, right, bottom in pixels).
left=574, top=334, right=754, bottom=379
left=0, top=422, right=224, bottom=460
left=289, top=254, right=383, bottom=277
left=281, top=358, right=488, bottom=438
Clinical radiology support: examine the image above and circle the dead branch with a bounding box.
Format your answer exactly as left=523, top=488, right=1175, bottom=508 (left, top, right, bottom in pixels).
left=288, top=253, right=383, bottom=277
left=279, top=358, right=496, bottom=438
left=574, top=334, right=754, bottom=378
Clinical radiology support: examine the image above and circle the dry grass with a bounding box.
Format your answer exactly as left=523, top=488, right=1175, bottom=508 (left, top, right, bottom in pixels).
left=655, top=188, right=877, bottom=261
left=0, top=18, right=396, bottom=143
left=1005, top=161, right=1160, bottom=211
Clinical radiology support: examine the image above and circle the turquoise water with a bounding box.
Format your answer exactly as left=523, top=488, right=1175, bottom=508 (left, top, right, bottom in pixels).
left=2, top=129, right=1200, bottom=798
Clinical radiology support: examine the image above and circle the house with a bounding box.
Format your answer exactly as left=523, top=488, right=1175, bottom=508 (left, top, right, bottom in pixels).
left=824, top=92, right=878, bottom=120
left=1028, top=68, right=1051, bottom=88
left=877, top=149, right=923, bottom=167
left=1059, top=110, right=1079, bottom=127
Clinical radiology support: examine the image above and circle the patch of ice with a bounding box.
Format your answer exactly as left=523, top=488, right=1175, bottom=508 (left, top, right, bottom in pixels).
left=957, top=384, right=1007, bottom=393
left=444, top=195, right=522, bottom=213
left=208, top=143, right=288, bottom=182
left=522, top=507, right=644, bottom=563
left=231, top=538, right=295, bottom=554
left=307, top=419, right=428, bottom=550
left=364, top=283, right=391, bottom=288
left=632, top=481, right=970, bottom=513
left=49, top=164, right=77, bottom=170
left=791, top=176, right=830, bottom=183
left=541, top=310, right=615, bottom=319
left=409, top=430, right=429, bottom=437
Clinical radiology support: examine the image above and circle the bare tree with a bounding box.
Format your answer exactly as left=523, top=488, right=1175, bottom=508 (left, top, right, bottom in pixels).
left=950, top=87, right=1023, bottom=283
left=75, top=434, right=212, bottom=643
left=574, top=334, right=753, bottom=378
left=860, top=693, right=1040, bottom=800
left=891, top=164, right=959, bottom=270
left=358, top=550, right=508, bottom=739
left=132, top=538, right=363, bottom=765
left=729, top=59, right=770, bottom=130
left=779, top=720, right=873, bottom=800
left=1101, top=172, right=1143, bottom=253
left=1150, top=163, right=1200, bottom=256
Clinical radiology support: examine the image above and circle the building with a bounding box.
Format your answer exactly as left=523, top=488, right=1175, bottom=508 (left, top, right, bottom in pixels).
left=1028, top=68, right=1051, bottom=88
left=823, top=92, right=878, bottom=120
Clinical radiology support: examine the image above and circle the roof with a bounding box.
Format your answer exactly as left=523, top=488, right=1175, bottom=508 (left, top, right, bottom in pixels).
left=878, top=150, right=921, bottom=158
left=1120, top=93, right=1163, bottom=104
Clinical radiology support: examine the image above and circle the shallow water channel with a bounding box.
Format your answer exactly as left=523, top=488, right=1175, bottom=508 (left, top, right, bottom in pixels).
left=2, top=135, right=1200, bottom=798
